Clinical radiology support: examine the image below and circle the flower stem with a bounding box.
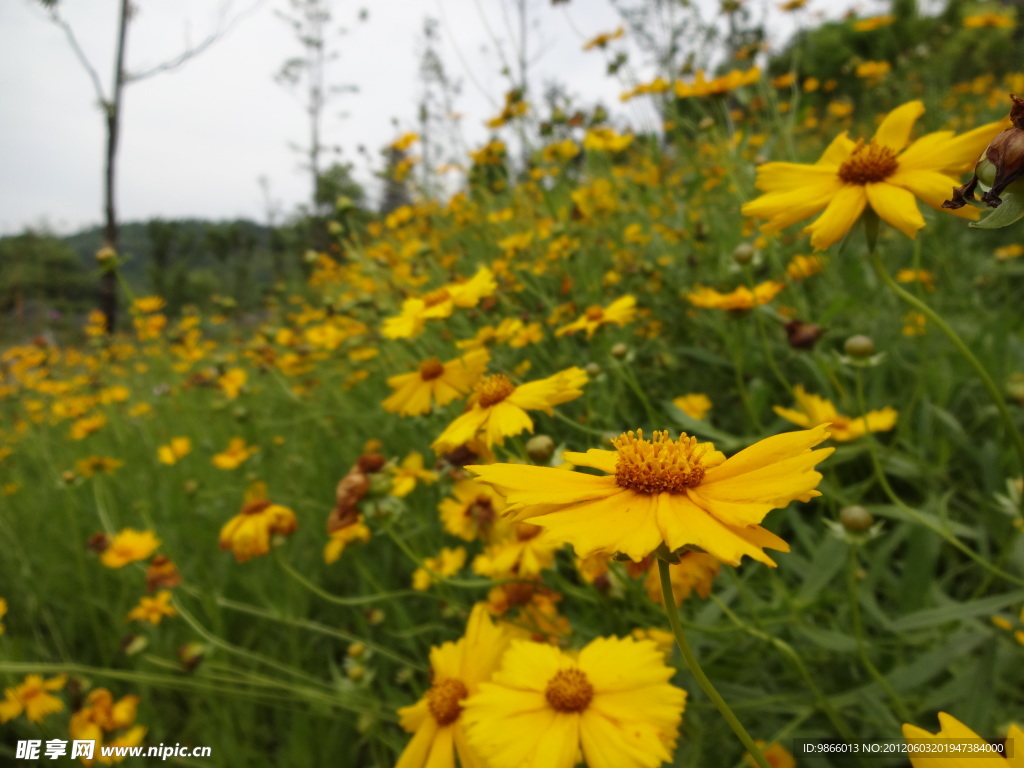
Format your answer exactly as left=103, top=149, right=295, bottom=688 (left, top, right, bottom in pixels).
left=869, top=248, right=1024, bottom=515
left=658, top=559, right=772, bottom=768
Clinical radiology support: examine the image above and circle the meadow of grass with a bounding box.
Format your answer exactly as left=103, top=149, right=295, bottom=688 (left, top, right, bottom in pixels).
left=2, top=29, right=1024, bottom=768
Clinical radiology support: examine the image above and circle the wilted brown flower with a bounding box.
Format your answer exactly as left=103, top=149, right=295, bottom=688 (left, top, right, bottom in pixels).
left=946, top=94, right=1024, bottom=209
left=327, top=453, right=386, bottom=533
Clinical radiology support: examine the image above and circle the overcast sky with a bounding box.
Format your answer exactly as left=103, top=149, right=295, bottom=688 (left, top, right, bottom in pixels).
left=0, top=0, right=882, bottom=236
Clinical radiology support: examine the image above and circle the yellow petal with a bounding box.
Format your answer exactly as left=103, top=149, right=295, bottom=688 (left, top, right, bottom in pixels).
left=865, top=182, right=925, bottom=238
left=872, top=100, right=925, bottom=152
left=804, top=184, right=868, bottom=250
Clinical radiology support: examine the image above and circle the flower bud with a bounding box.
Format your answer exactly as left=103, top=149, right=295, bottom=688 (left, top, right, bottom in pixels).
left=526, top=434, right=555, bottom=463
left=945, top=94, right=1024, bottom=209
left=732, top=243, right=755, bottom=265
left=610, top=342, right=629, bottom=358
left=584, top=362, right=601, bottom=377
left=840, top=505, right=874, bottom=532
left=844, top=334, right=875, bottom=358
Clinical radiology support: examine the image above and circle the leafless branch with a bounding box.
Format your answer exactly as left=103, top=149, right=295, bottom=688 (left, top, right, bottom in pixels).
left=48, top=8, right=108, bottom=105
left=125, top=0, right=268, bottom=83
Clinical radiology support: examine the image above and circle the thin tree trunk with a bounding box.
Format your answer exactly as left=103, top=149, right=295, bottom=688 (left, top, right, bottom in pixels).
left=101, top=0, right=130, bottom=334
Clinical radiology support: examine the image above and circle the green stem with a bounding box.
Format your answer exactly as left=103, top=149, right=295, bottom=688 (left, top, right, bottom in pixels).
left=854, top=370, right=1024, bottom=588
left=658, top=559, right=772, bottom=768
left=846, top=546, right=912, bottom=722
left=869, top=248, right=1024, bottom=514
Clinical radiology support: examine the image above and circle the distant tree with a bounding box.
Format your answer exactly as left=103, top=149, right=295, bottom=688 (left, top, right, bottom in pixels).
left=34, top=0, right=258, bottom=333
left=0, top=231, right=92, bottom=335
left=146, top=218, right=178, bottom=299
left=274, top=0, right=363, bottom=217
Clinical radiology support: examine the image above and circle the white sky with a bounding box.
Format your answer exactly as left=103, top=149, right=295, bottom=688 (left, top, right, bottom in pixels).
left=0, top=0, right=881, bottom=235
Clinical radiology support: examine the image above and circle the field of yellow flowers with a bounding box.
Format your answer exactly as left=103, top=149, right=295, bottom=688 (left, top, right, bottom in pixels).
left=3, top=31, right=1024, bottom=768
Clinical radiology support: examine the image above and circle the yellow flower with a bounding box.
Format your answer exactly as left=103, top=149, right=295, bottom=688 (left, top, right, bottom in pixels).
left=218, top=368, right=247, bottom=399
left=644, top=551, right=721, bottom=606
left=0, top=674, right=66, bottom=724
left=746, top=741, right=797, bottom=768
left=324, top=516, right=371, bottom=564
left=472, top=523, right=560, bottom=579
left=101, top=529, right=161, bottom=568
left=853, top=14, right=894, bottom=31
left=995, top=244, right=1024, bottom=260
left=742, top=100, right=1008, bottom=250
left=69, top=412, right=107, bottom=440
left=778, top=0, right=809, bottom=10
left=963, top=13, right=1014, bottom=29
left=219, top=497, right=298, bottom=563
left=431, top=367, right=588, bottom=452
left=383, top=267, right=496, bottom=339
left=902, top=713, right=1023, bottom=768
left=786, top=254, right=825, bottom=280
left=555, top=295, right=637, bottom=339
left=157, top=437, right=192, bottom=465
left=383, top=349, right=490, bottom=417
left=896, top=268, right=936, bottom=290
left=674, top=68, right=760, bottom=99
left=76, top=455, right=124, bottom=477
left=469, top=426, right=832, bottom=564
left=439, top=479, right=507, bottom=542
left=855, top=60, right=891, bottom=80
left=395, top=604, right=512, bottom=768
left=902, top=311, right=927, bottom=336
left=69, top=688, right=146, bottom=765
left=582, top=26, right=624, bottom=51
left=390, top=452, right=439, bottom=497
left=133, top=296, right=166, bottom=313
left=686, top=281, right=785, bottom=310
left=583, top=126, right=634, bottom=153
left=412, top=546, right=467, bottom=591
left=991, top=606, right=1024, bottom=645
left=212, top=437, right=259, bottom=470
left=126, top=590, right=177, bottom=625
left=463, top=636, right=686, bottom=768
left=0, top=597, right=6, bottom=634
left=672, top=393, right=712, bottom=420
left=774, top=386, right=897, bottom=441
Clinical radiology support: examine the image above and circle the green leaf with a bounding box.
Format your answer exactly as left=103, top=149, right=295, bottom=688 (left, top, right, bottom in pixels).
left=891, top=589, right=1024, bottom=631
left=969, top=190, right=1024, bottom=229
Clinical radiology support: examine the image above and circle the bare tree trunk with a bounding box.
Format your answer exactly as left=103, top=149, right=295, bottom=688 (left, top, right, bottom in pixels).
left=100, top=0, right=130, bottom=334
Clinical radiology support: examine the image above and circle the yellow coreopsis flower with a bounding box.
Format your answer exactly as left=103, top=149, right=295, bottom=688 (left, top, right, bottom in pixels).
left=412, top=547, right=467, bottom=591
left=582, top=25, right=624, bottom=51
left=69, top=688, right=146, bottom=766
left=218, top=368, right=247, bottom=399
left=383, top=349, right=490, bottom=417
left=742, top=101, right=1009, bottom=250
left=431, top=367, right=588, bottom=452
left=555, top=295, right=637, bottom=339
left=0, top=597, right=6, bottom=634
left=69, top=412, right=107, bottom=440
left=774, top=385, right=896, bottom=441
left=382, top=267, right=496, bottom=339
left=389, top=452, right=439, bottom=497
left=219, top=495, right=298, bottom=563
left=853, top=14, right=895, bottom=31
left=963, top=13, right=1014, bottom=29
left=438, top=479, right=507, bottom=542
left=212, top=437, right=258, bottom=470
left=686, top=281, right=785, bottom=310
left=395, top=604, right=512, bottom=768
left=674, top=67, right=760, bottom=99
left=672, top=393, right=712, bottom=420
left=324, top=516, right=371, bottom=564
left=745, top=741, right=797, bottom=768
left=472, top=523, right=560, bottom=579
left=157, top=437, right=192, bottom=465
left=469, top=426, right=833, bottom=564
left=463, top=636, right=686, bottom=768
left=0, top=674, right=66, bottom=724
left=101, top=529, right=161, bottom=569
left=75, top=455, right=124, bottom=477
left=902, top=713, right=1023, bottom=768
left=133, top=296, right=166, bottom=314
left=126, top=590, right=177, bottom=625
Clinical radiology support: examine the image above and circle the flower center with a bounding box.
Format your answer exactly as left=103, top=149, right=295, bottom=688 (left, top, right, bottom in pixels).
left=241, top=499, right=273, bottom=516
left=419, top=357, right=445, bottom=381
left=476, top=374, right=515, bottom=407
left=515, top=523, right=542, bottom=541
left=545, top=669, right=593, bottom=713
left=613, top=430, right=707, bottom=494
left=426, top=678, right=468, bottom=726
left=585, top=306, right=605, bottom=321
left=837, top=141, right=899, bottom=184
left=423, top=288, right=451, bottom=308
left=468, top=495, right=496, bottom=530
